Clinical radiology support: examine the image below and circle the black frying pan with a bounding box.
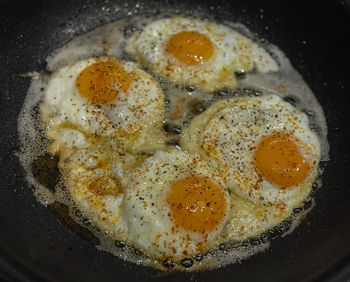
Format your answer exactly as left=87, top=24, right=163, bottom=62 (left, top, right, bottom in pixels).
left=1, top=0, right=350, bottom=281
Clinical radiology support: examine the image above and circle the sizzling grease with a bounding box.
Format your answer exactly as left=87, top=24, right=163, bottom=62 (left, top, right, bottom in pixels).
left=18, top=14, right=328, bottom=271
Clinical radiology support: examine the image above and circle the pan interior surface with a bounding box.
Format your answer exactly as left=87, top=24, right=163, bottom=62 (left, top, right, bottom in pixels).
left=0, top=0, right=349, bottom=281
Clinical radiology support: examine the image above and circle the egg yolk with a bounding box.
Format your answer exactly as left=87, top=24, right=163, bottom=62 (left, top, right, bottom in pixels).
left=254, top=133, right=312, bottom=188
left=76, top=61, right=131, bottom=104
left=167, top=174, right=226, bottom=234
left=166, top=31, right=214, bottom=65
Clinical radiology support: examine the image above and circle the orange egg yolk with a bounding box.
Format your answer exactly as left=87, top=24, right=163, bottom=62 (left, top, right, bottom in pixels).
left=166, top=31, right=214, bottom=65
left=167, top=175, right=226, bottom=234
left=76, top=61, right=131, bottom=104
left=254, top=133, right=312, bottom=188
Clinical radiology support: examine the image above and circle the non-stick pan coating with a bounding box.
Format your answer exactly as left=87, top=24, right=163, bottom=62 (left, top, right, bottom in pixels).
left=0, top=0, right=350, bottom=281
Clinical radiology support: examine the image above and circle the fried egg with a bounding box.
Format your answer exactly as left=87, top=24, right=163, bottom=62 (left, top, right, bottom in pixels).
left=181, top=95, right=320, bottom=207
left=122, top=149, right=230, bottom=261
left=126, top=16, right=278, bottom=92
left=40, top=57, right=166, bottom=155
left=58, top=147, right=146, bottom=241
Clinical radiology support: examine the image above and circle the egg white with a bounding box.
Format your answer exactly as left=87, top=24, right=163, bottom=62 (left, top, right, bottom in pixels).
left=126, top=16, right=278, bottom=92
